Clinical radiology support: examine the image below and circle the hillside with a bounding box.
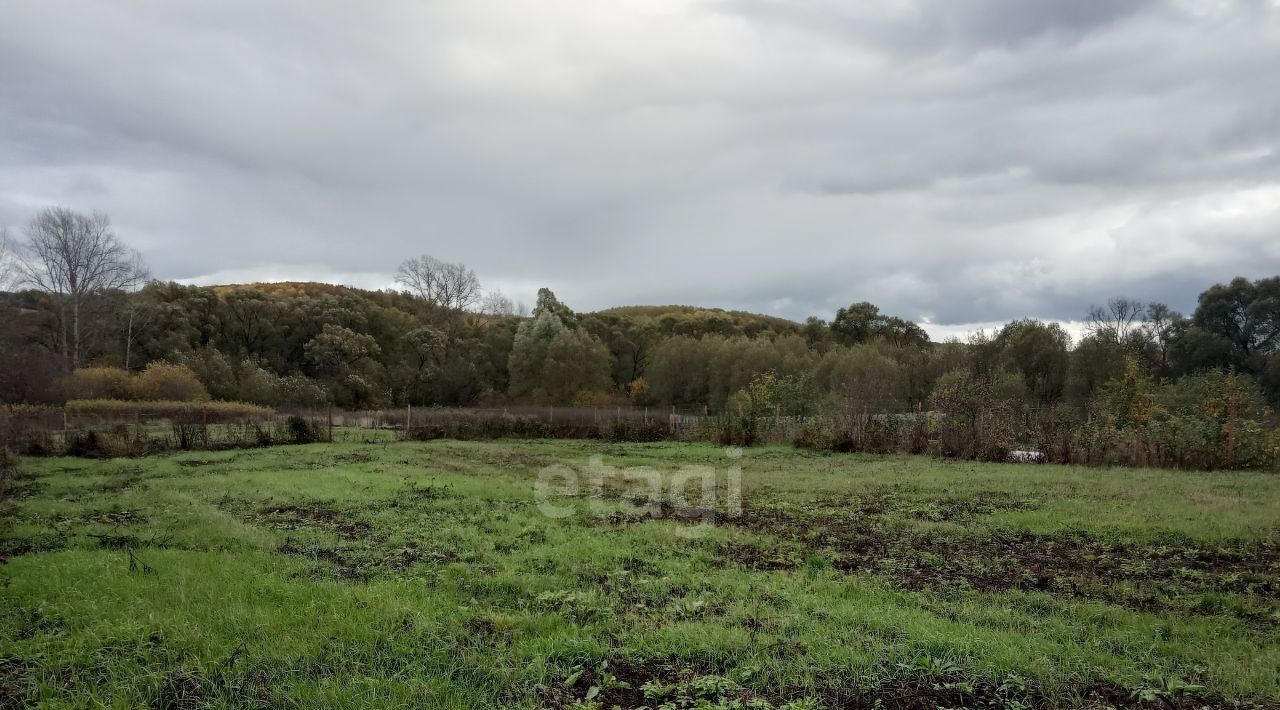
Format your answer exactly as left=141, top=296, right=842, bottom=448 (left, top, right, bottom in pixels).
left=591, top=304, right=800, bottom=336
left=199, top=283, right=804, bottom=335
left=207, top=281, right=389, bottom=300
left=206, top=285, right=802, bottom=332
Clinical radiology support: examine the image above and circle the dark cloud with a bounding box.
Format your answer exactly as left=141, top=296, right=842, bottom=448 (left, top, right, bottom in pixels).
left=1, top=0, right=1277, bottom=336
left=721, top=0, right=1163, bottom=57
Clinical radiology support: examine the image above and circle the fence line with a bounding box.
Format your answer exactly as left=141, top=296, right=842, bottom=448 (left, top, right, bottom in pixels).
left=2, top=400, right=1273, bottom=470
left=1, top=404, right=332, bottom=457
left=0, top=401, right=1098, bottom=449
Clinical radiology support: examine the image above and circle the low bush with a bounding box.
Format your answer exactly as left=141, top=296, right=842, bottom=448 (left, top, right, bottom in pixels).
left=713, top=414, right=758, bottom=447
left=285, top=415, right=325, bottom=444
left=132, top=362, right=210, bottom=401
left=793, top=417, right=835, bottom=450
left=61, top=364, right=210, bottom=403
left=65, top=399, right=273, bottom=418
left=63, top=429, right=110, bottom=458
left=61, top=367, right=133, bottom=400
left=785, top=364, right=1280, bottom=470
left=406, top=413, right=673, bottom=443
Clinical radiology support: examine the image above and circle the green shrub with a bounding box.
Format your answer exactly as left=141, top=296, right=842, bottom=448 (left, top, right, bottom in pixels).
left=285, top=415, right=325, bottom=444
left=793, top=417, right=834, bottom=450
left=928, top=369, right=1017, bottom=461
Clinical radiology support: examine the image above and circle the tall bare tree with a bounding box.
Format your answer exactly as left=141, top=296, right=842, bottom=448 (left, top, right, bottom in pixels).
left=479, top=290, right=515, bottom=316
left=18, top=207, right=148, bottom=368
left=395, top=255, right=481, bottom=311
left=1085, top=297, right=1146, bottom=343
left=120, top=250, right=154, bottom=370
left=0, top=227, right=16, bottom=290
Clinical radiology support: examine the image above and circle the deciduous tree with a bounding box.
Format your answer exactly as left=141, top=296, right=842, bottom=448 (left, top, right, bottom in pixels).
left=0, top=227, right=17, bottom=290
left=993, top=319, right=1070, bottom=403
left=1085, top=297, right=1146, bottom=343
left=17, top=208, right=148, bottom=367
left=831, top=302, right=929, bottom=348
left=396, top=255, right=482, bottom=311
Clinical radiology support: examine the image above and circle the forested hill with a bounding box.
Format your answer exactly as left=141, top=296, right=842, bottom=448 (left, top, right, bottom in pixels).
left=206, top=281, right=374, bottom=299
left=0, top=279, right=811, bottom=407
left=593, top=305, right=801, bottom=338
left=202, top=284, right=805, bottom=336
left=1, top=275, right=1277, bottom=416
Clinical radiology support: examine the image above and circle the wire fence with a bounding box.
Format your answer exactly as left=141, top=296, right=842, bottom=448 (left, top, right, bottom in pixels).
left=1, top=405, right=332, bottom=457
left=2, top=400, right=1274, bottom=470
left=313, top=404, right=715, bottom=432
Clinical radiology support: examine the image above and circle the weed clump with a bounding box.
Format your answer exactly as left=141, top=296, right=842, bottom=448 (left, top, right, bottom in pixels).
left=285, top=415, right=324, bottom=444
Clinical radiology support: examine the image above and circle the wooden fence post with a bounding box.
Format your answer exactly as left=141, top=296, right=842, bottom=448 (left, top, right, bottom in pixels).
left=549, top=405, right=554, bottom=424
left=327, top=404, right=333, bottom=442
left=406, top=404, right=412, bottom=435
left=201, top=409, right=209, bottom=450
left=976, top=408, right=984, bottom=456
left=1225, top=390, right=1237, bottom=469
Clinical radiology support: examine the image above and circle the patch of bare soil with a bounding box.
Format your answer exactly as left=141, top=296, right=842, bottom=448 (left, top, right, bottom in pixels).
left=0, top=468, right=41, bottom=505
left=251, top=503, right=463, bottom=581
left=93, top=466, right=146, bottom=493
left=258, top=504, right=372, bottom=538
left=538, top=657, right=1268, bottom=709
left=174, top=459, right=215, bottom=468
left=75, top=508, right=146, bottom=525
left=538, top=659, right=732, bottom=709
left=0, top=659, right=33, bottom=710
left=151, top=671, right=208, bottom=710
left=716, top=498, right=1279, bottom=622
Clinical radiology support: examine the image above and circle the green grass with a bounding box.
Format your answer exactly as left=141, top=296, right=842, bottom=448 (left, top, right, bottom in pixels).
left=2, top=440, right=1278, bottom=708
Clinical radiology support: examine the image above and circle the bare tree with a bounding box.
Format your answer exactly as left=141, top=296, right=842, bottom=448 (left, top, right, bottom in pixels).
left=1085, top=297, right=1146, bottom=343
left=479, top=290, right=515, bottom=316
left=395, top=255, right=481, bottom=311
left=120, top=250, right=154, bottom=370
left=18, top=207, right=149, bottom=368
left=0, top=227, right=16, bottom=290
left=1144, top=302, right=1180, bottom=378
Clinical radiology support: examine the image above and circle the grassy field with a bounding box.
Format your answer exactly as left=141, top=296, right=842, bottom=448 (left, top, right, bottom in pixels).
left=1, top=440, right=1278, bottom=708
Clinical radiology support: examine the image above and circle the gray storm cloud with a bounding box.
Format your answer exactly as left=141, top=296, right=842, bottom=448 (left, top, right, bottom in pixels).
left=1, top=0, right=1277, bottom=333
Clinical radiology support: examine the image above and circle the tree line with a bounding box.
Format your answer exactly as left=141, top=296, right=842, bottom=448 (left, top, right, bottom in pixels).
left=1, top=207, right=1278, bottom=417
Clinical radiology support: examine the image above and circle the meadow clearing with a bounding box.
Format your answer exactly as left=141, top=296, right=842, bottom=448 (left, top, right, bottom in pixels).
left=1, top=439, right=1278, bottom=708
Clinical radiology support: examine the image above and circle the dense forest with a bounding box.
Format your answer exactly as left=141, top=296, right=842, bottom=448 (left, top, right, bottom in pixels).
left=1, top=208, right=1278, bottom=419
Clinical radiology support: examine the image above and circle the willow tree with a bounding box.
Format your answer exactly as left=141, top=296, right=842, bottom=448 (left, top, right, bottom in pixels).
left=507, top=289, right=611, bottom=403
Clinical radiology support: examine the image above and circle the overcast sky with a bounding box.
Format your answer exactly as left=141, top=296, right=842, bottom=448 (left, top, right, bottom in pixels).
left=2, top=0, right=1278, bottom=338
